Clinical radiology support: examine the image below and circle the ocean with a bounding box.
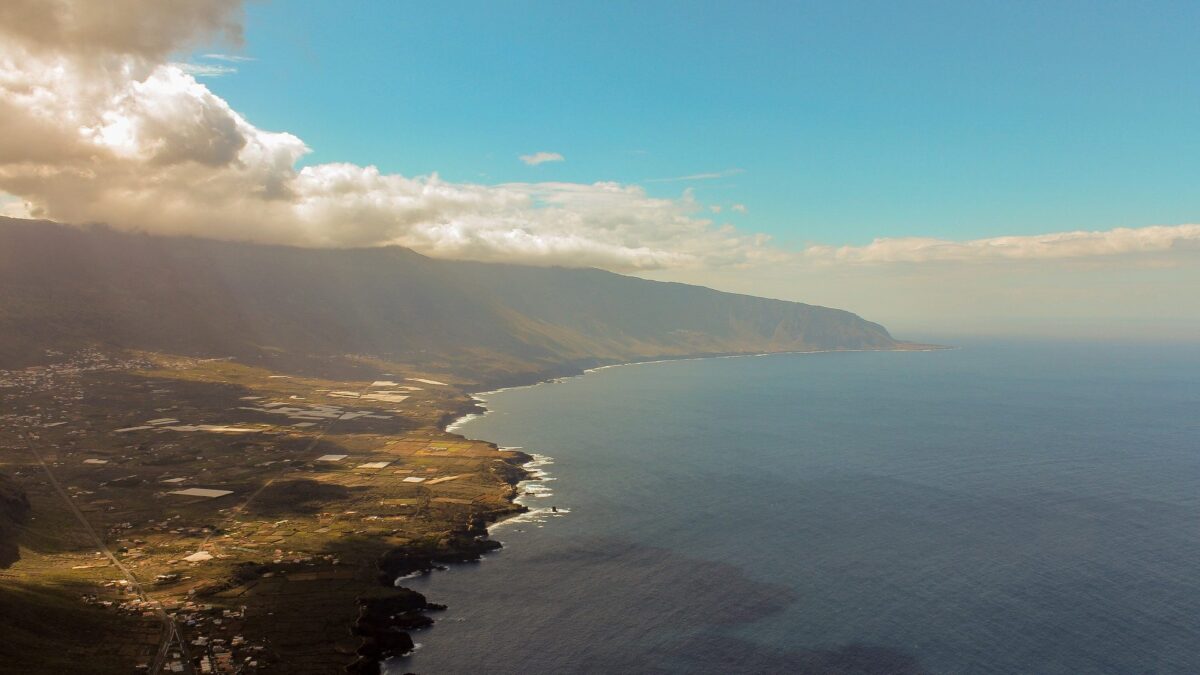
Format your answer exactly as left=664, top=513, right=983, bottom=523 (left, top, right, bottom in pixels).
left=391, top=340, right=1200, bottom=674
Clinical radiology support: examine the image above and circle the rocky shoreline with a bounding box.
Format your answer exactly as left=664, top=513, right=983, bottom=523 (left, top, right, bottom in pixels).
left=347, top=445, right=534, bottom=674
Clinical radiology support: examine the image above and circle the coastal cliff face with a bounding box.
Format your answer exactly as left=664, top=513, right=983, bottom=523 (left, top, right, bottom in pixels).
left=0, top=217, right=904, bottom=372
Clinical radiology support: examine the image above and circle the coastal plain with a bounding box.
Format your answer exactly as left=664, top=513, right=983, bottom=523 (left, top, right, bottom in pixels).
left=0, top=350, right=531, bottom=674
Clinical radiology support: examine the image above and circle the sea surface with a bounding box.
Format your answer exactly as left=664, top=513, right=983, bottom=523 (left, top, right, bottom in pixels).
left=392, top=340, right=1200, bottom=674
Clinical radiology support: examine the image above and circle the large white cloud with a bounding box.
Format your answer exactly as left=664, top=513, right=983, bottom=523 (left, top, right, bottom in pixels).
left=0, top=0, right=778, bottom=271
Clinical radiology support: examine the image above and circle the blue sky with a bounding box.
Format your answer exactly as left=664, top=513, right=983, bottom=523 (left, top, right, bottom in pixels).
left=195, top=0, right=1200, bottom=249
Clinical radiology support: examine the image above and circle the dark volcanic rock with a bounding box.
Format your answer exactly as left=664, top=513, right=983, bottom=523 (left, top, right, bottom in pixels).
left=376, top=523, right=504, bottom=585
left=347, top=589, right=445, bottom=674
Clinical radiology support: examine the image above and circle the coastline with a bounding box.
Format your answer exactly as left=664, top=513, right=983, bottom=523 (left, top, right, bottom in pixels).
left=364, top=341, right=1200, bottom=675
left=449, top=343, right=954, bottom=529
left=381, top=344, right=950, bottom=671
left=455, top=343, right=952, bottom=415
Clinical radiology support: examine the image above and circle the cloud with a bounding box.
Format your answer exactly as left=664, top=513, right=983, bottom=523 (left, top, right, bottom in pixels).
left=176, top=52, right=253, bottom=77
left=0, top=0, right=243, bottom=60
left=202, top=53, right=254, bottom=62
left=709, top=205, right=723, bottom=214
left=0, top=193, right=31, bottom=218
left=0, top=1, right=785, bottom=271
left=645, top=168, right=745, bottom=183
left=519, top=151, right=565, bottom=166
left=173, top=62, right=238, bottom=77
left=731, top=203, right=747, bottom=213
left=803, top=225, right=1200, bottom=264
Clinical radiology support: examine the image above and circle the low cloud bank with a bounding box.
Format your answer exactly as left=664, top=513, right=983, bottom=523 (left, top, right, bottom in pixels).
left=805, top=225, right=1200, bottom=264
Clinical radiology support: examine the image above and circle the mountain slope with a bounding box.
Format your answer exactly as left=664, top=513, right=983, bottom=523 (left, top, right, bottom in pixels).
left=0, top=218, right=907, bottom=373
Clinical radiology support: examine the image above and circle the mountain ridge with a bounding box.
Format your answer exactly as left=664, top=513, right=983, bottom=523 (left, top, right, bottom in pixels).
left=0, top=217, right=917, bottom=374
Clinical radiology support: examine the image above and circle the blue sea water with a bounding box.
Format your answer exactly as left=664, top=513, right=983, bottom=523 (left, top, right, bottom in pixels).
left=392, top=340, right=1200, bottom=674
